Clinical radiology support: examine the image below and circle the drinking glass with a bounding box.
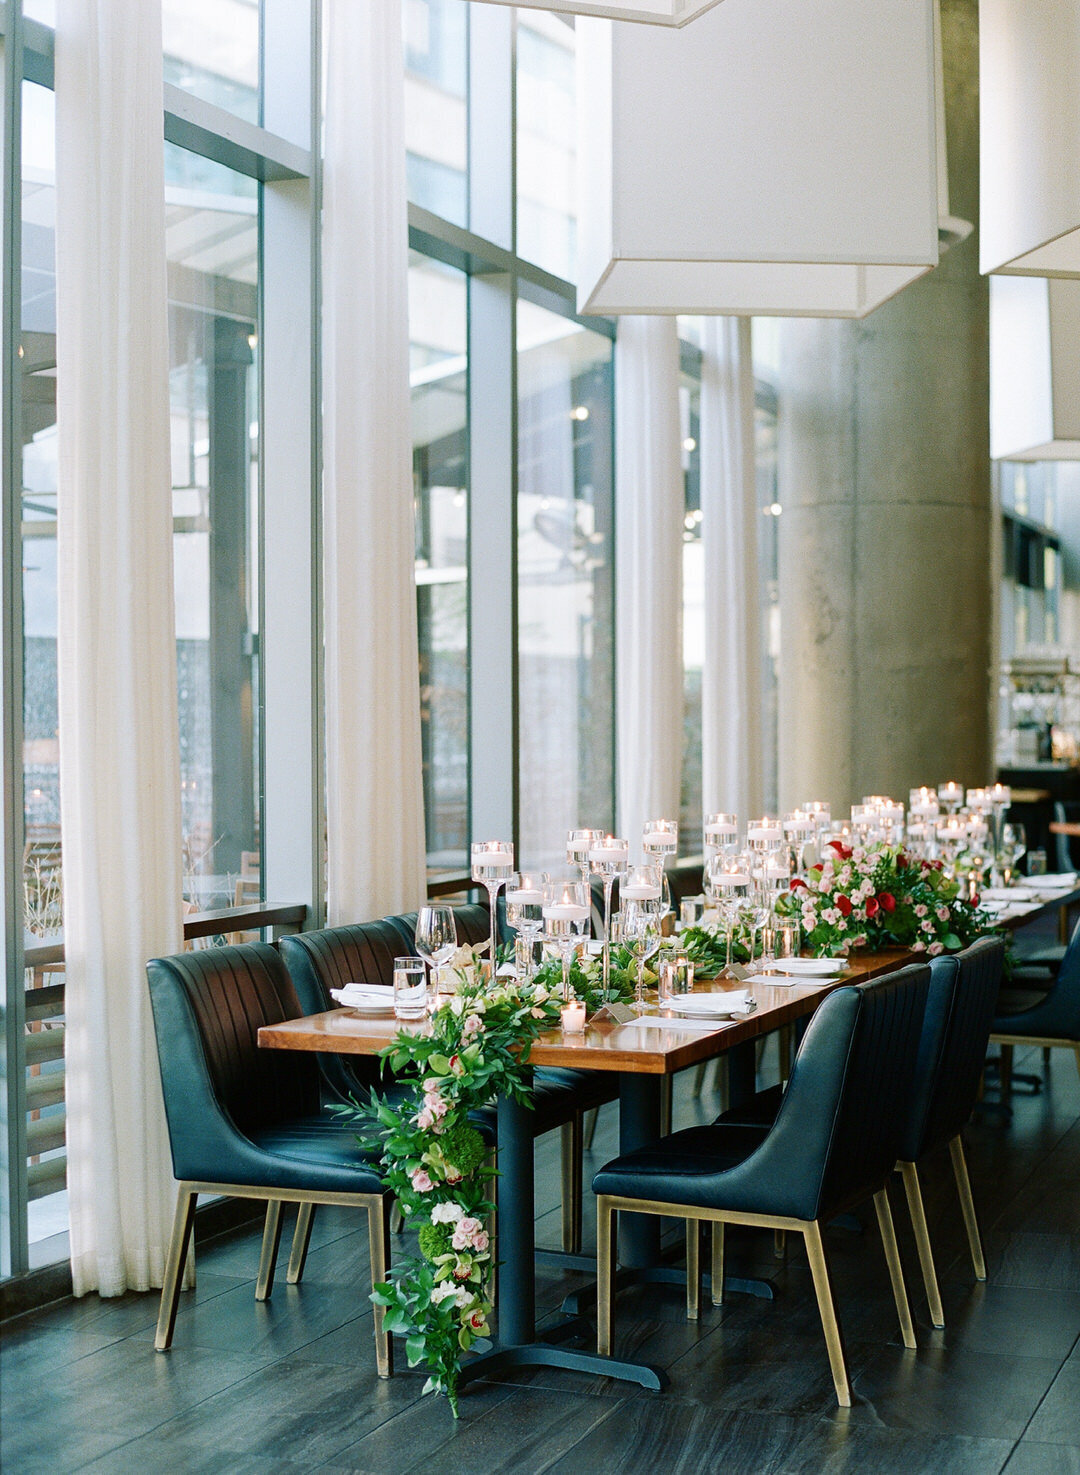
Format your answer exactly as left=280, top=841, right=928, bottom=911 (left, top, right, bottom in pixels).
left=542, top=877, right=591, bottom=1001
left=773, top=922, right=801, bottom=960
left=566, top=828, right=602, bottom=889
left=506, top=872, right=545, bottom=981
left=745, top=894, right=771, bottom=966
left=1002, top=822, right=1026, bottom=887
left=415, top=905, right=458, bottom=999
left=471, top=840, right=515, bottom=982
left=680, top=894, right=706, bottom=929
left=589, top=836, right=629, bottom=993
left=623, top=899, right=662, bottom=1012
left=659, top=951, right=693, bottom=1001
left=393, top=957, right=428, bottom=1020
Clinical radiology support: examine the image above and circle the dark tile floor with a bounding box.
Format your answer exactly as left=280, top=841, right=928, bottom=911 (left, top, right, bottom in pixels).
left=3, top=1039, right=1078, bottom=1474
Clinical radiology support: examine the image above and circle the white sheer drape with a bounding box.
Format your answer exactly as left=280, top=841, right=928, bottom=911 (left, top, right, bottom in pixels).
left=323, top=0, right=427, bottom=925
left=700, top=317, right=764, bottom=821
left=55, top=0, right=183, bottom=1296
left=615, top=317, right=684, bottom=852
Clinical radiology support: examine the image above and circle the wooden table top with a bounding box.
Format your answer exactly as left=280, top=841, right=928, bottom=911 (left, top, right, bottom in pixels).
left=1049, top=822, right=1080, bottom=837
left=258, top=949, right=912, bottom=1076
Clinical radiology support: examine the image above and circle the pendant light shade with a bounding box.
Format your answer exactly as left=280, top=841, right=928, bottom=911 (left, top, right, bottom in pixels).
left=990, top=276, right=1080, bottom=460
left=576, top=0, right=947, bottom=317
left=471, top=0, right=722, bottom=22
left=980, top=0, right=1080, bottom=276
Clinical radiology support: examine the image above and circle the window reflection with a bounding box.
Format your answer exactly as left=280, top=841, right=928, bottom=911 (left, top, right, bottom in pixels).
left=517, top=10, right=577, bottom=281
left=404, top=0, right=468, bottom=228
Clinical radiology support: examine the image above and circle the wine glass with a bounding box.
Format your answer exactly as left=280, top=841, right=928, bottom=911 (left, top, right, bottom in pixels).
left=506, top=872, right=545, bottom=981
left=542, top=877, right=591, bottom=1002
left=1002, top=822, right=1026, bottom=887
left=471, top=840, right=515, bottom=982
left=566, top=828, right=602, bottom=890
left=589, top=836, right=629, bottom=993
left=623, top=896, right=662, bottom=1012
left=415, top=904, right=458, bottom=999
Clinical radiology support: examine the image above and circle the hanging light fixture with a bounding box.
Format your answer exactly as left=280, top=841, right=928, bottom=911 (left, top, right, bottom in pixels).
left=990, top=276, right=1080, bottom=460
left=980, top=0, right=1080, bottom=276
left=471, top=0, right=722, bottom=22
left=576, top=0, right=964, bottom=317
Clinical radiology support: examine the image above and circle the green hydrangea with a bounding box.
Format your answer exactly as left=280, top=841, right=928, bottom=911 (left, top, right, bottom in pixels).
left=438, top=1123, right=487, bottom=1178
left=418, top=1220, right=453, bottom=1262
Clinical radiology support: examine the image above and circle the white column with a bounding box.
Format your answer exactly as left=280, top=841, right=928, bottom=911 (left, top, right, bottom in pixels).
left=615, top=316, right=683, bottom=852
left=323, top=0, right=427, bottom=924
left=55, top=0, right=183, bottom=1296
left=700, top=317, right=763, bottom=821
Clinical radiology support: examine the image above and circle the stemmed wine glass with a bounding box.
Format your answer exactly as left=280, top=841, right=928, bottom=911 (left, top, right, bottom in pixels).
left=589, top=836, right=629, bottom=993
left=415, top=904, right=458, bottom=1001
left=1001, top=822, right=1026, bottom=888
left=542, top=877, right=591, bottom=1002
left=566, top=828, right=602, bottom=890
left=506, top=872, right=545, bottom=982
left=471, top=840, right=515, bottom=983
left=622, top=885, right=663, bottom=1013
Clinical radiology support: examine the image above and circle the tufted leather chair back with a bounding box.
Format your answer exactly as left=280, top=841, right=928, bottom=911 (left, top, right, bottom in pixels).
left=899, top=937, right=1004, bottom=1161
left=816, top=962, right=930, bottom=1217
left=147, top=943, right=319, bottom=1181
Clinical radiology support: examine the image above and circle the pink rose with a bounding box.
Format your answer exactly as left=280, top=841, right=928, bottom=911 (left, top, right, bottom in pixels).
left=410, top=1168, right=434, bottom=1193
left=911, top=940, right=926, bottom=952
left=472, top=1228, right=489, bottom=1253
left=936, top=905, right=950, bottom=922
left=463, top=1014, right=483, bottom=1037
left=416, top=1107, right=436, bottom=1131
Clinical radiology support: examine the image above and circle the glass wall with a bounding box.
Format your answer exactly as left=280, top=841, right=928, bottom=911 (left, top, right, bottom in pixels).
left=162, top=0, right=259, bottom=124
left=403, top=0, right=468, bottom=228
left=516, top=298, right=614, bottom=869
left=516, top=9, right=576, bottom=282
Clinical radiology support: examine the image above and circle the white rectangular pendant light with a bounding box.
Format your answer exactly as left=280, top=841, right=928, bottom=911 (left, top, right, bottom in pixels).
left=576, top=0, right=943, bottom=317
left=990, top=275, right=1080, bottom=460
left=473, top=0, right=722, bottom=23
left=980, top=0, right=1080, bottom=276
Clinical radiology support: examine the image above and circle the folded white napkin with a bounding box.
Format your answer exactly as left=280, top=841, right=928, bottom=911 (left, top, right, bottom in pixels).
left=982, top=887, right=1038, bottom=902
left=1029, top=873, right=1077, bottom=889
left=621, top=1014, right=731, bottom=1033
left=330, top=983, right=394, bottom=1006
left=667, top=990, right=750, bottom=1015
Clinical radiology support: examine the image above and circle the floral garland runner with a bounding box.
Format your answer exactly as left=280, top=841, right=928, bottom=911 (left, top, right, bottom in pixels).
left=342, top=957, right=571, bottom=1416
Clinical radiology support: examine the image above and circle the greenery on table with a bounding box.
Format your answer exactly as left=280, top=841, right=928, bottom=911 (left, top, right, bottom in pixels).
left=531, top=947, right=639, bottom=1010
left=337, top=967, right=565, bottom=1416
left=680, top=923, right=753, bottom=974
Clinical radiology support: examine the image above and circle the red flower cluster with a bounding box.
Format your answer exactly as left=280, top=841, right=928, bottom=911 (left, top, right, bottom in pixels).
left=878, top=891, right=896, bottom=913
left=836, top=895, right=853, bottom=917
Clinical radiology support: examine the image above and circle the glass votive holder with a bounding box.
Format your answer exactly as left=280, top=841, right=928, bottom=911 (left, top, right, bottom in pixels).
left=680, top=894, right=706, bottom=929
left=561, top=1000, right=587, bottom=1033
left=393, top=956, right=428, bottom=1019
left=659, top=952, right=694, bottom=1001
left=772, top=924, right=801, bottom=960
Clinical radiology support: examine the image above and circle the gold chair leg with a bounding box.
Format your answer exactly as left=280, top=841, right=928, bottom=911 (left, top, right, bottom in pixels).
left=660, top=1076, right=673, bottom=1137
left=583, top=1107, right=599, bottom=1150
left=900, top=1161, right=944, bottom=1328
left=155, top=1185, right=198, bottom=1351
left=286, top=1202, right=316, bottom=1285
left=561, top=1118, right=583, bottom=1254
left=874, top=1186, right=916, bottom=1349
left=255, top=1199, right=284, bottom=1302
left=711, top=1221, right=725, bottom=1305
left=686, top=1219, right=701, bottom=1321
left=949, top=1135, right=986, bottom=1281
left=367, top=1197, right=393, bottom=1378
left=774, top=1228, right=787, bottom=1259
left=597, top=1198, right=616, bottom=1356
left=803, top=1220, right=852, bottom=1408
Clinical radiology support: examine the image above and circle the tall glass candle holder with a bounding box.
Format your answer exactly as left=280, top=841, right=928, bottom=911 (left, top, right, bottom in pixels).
left=707, top=858, right=751, bottom=969
left=704, top=813, right=738, bottom=862
left=938, top=781, right=963, bottom=815
left=622, top=869, right=662, bottom=1011
left=506, top=872, right=544, bottom=982
left=589, top=836, right=629, bottom=993
left=566, top=828, right=602, bottom=890
left=542, top=878, right=591, bottom=1002
left=987, top=784, right=1012, bottom=881
left=471, top=840, right=515, bottom=981
left=642, top=819, right=679, bottom=867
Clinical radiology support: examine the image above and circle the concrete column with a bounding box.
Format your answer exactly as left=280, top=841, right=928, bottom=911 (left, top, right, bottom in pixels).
left=777, top=0, right=991, bottom=815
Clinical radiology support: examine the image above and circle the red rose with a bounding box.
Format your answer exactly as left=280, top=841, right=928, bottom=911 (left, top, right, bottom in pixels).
left=865, top=896, right=879, bottom=918
left=836, top=895, right=852, bottom=917
left=878, top=892, right=896, bottom=913
left=790, top=877, right=807, bottom=891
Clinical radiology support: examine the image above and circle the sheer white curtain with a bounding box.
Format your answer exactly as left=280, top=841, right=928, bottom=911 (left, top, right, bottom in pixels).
left=615, top=317, right=684, bottom=852
left=55, top=0, right=183, bottom=1296
left=700, top=317, right=764, bottom=821
left=323, top=0, right=427, bottom=925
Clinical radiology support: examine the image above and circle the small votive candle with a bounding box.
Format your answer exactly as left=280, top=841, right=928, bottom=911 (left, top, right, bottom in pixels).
left=561, top=1000, right=587, bottom=1033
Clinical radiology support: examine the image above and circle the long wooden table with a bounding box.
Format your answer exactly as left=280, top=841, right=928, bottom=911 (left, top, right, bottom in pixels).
left=260, top=948, right=911, bottom=1392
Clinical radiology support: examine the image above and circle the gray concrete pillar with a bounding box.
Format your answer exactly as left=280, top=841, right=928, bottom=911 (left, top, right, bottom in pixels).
left=777, top=0, right=992, bottom=816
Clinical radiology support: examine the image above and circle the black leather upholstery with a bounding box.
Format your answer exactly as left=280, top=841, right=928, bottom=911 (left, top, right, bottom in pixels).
left=593, top=964, right=931, bottom=1222
left=146, top=943, right=383, bottom=1195
left=993, top=915, right=1080, bottom=1041
left=898, top=938, right=1004, bottom=1162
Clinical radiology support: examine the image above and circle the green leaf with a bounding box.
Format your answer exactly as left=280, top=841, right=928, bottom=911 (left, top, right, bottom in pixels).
left=406, top=1333, right=428, bottom=1366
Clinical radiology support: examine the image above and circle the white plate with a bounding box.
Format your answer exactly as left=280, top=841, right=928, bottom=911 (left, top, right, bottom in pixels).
left=757, top=967, right=843, bottom=985
left=759, top=957, right=840, bottom=976
left=667, top=991, right=749, bottom=1016
left=331, top=985, right=395, bottom=1013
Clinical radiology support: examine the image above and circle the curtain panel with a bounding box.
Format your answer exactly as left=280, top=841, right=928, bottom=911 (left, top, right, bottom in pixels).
left=55, top=0, right=183, bottom=1296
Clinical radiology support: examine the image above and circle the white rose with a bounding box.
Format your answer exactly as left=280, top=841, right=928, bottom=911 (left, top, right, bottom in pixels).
left=431, top=1202, right=465, bottom=1225
left=455, top=1286, right=474, bottom=1308
left=431, top=1282, right=459, bottom=1304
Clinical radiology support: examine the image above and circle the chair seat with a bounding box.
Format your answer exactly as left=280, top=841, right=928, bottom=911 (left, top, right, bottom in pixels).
left=249, top=1114, right=387, bottom=1196
left=996, top=987, right=1057, bottom=1016
left=713, top=1083, right=785, bottom=1130
left=592, top=1122, right=768, bottom=1207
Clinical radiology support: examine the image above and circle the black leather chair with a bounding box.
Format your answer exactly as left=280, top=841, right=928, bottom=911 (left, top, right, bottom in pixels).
left=894, top=937, right=1004, bottom=1327
left=592, top=963, right=931, bottom=1407
left=147, top=943, right=393, bottom=1377
left=991, top=915, right=1080, bottom=1101
left=280, top=911, right=616, bottom=1256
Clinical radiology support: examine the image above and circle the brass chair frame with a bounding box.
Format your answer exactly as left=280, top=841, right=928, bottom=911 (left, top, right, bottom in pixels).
left=156, top=1181, right=393, bottom=1378
left=991, top=1032, right=1080, bottom=1104
left=596, top=1187, right=916, bottom=1408
left=897, top=1132, right=985, bottom=1329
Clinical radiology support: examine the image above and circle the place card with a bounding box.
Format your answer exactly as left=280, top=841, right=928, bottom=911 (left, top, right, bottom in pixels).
left=592, top=1002, right=637, bottom=1024
left=721, top=963, right=751, bottom=982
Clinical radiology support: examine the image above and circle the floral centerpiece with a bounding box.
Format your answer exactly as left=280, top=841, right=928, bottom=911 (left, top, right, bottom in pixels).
left=339, top=966, right=564, bottom=1416
left=774, top=840, right=994, bottom=957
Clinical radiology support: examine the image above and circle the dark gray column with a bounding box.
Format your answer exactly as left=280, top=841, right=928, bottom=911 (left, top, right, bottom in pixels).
left=777, top=0, right=991, bottom=812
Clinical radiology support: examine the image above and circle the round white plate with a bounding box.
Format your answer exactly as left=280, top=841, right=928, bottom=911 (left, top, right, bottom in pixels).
left=346, top=999, right=395, bottom=1014
left=667, top=992, right=749, bottom=1016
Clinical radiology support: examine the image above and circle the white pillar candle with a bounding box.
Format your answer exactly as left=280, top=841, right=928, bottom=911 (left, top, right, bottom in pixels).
left=589, top=839, right=629, bottom=866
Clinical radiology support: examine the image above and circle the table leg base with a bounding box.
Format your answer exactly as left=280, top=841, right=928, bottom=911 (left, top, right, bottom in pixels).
left=457, top=1338, right=666, bottom=1392
left=561, top=1263, right=776, bottom=1315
